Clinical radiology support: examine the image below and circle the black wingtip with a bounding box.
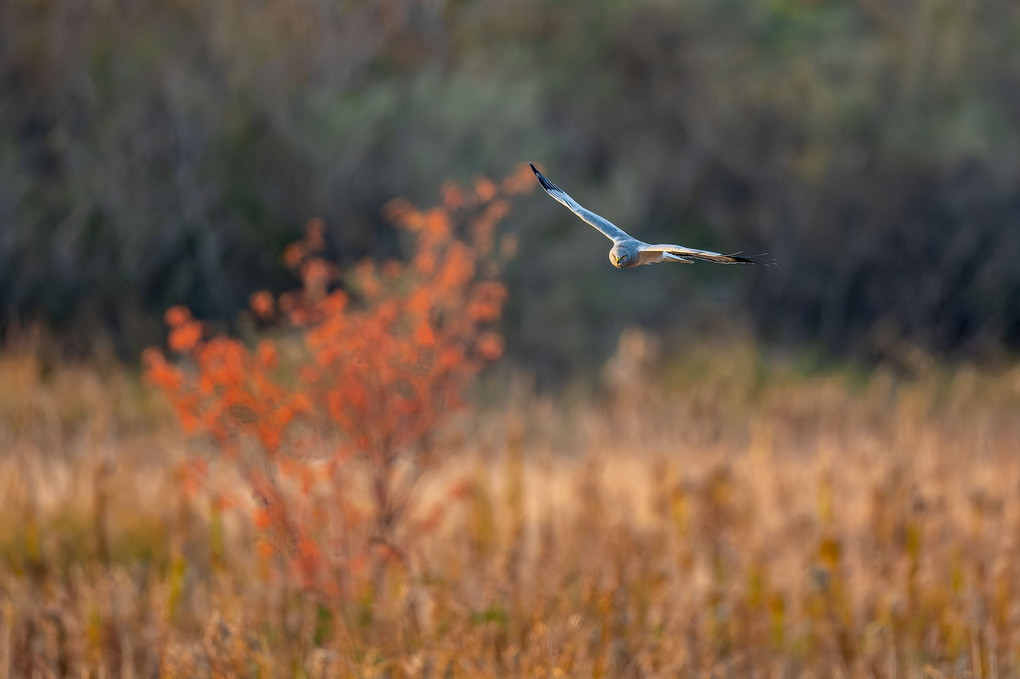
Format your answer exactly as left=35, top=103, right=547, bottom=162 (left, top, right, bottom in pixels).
left=744, top=253, right=777, bottom=266
left=529, top=162, right=557, bottom=192
left=725, top=251, right=775, bottom=265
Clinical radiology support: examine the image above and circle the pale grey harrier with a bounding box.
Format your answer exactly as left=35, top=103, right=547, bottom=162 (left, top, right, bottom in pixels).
left=530, top=163, right=771, bottom=268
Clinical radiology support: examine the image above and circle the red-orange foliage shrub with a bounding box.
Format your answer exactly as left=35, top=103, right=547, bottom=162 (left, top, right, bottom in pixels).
left=145, top=164, right=533, bottom=597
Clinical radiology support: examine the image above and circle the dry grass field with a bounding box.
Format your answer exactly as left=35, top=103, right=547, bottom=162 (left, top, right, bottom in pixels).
left=1, top=334, right=1019, bottom=678
left=7, top=4, right=1020, bottom=677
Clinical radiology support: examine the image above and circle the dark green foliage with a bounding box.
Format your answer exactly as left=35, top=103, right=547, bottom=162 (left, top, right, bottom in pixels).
left=2, top=0, right=1019, bottom=369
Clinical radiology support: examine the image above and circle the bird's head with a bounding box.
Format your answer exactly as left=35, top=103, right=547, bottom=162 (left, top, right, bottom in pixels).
left=610, top=245, right=635, bottom=269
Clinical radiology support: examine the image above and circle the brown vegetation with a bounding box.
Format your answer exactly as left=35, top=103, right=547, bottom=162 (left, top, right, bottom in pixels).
left=2, top=167, right=1019, bottom=678
left=2, top=328, right=1019, bottom=676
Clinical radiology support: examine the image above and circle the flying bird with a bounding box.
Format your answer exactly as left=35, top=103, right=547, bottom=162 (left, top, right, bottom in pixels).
left=530, top=162, right=771, bottom=268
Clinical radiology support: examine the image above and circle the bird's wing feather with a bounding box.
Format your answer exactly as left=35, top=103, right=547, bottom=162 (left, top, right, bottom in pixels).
left=641, top=243, right=772, bottom=265
left=637, top=250, right=693, bottom=265
left=530, top=163, right=631, bottom=243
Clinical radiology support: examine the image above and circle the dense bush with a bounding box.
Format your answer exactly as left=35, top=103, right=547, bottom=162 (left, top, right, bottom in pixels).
left=2, top=0, right=1019, bottom=369
left=144, top=169, right=526, bottom=598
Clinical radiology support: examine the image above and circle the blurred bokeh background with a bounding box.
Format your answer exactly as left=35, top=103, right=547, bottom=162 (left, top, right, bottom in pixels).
left=6, top=3, right=1020, bottom=675
left=4, top=0, right=1020, bottom=378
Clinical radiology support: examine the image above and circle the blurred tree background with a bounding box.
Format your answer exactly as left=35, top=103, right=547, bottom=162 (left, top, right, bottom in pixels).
left=2, top=0, right=1019, bottom=377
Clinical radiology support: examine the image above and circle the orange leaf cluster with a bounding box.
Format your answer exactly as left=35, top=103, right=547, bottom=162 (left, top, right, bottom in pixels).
left=145, top=165, right=533, bottom=598
left=165, top=306, right=203, bottom=353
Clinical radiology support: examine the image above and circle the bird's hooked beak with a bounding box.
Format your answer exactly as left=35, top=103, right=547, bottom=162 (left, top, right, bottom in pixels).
left=611, top=252, right=620, bottom=267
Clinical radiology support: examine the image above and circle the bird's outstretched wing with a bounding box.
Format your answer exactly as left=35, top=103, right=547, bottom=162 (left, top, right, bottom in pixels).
left=530, top=162, right=631, bottom=243
left=639, top=244, right=772, bottom=265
